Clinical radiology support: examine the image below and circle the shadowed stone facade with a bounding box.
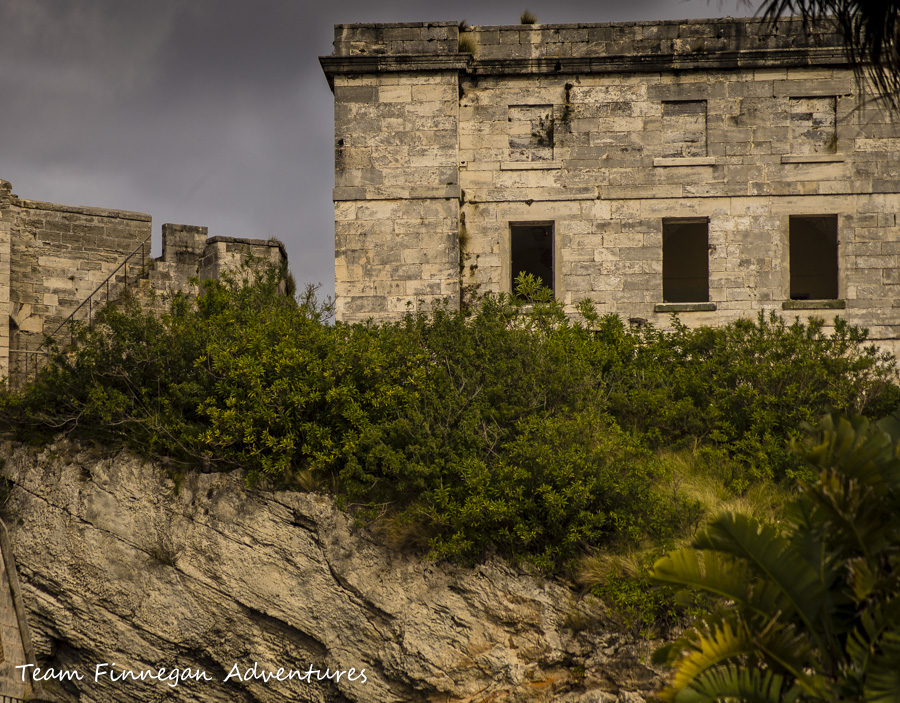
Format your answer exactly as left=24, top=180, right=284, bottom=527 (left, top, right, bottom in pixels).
left=0, top=180, right=287, bottom=382
left=321, top=17, right=900, bottom=354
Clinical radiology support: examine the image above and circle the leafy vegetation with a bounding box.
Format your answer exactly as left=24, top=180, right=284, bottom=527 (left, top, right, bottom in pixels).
left=1, top=267, right=898, bottom=582
left=651, top=414, right=900, bottom=702
left=759, top=0, right=900, bottom=109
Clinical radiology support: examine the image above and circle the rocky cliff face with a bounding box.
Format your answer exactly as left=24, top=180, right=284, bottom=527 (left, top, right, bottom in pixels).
left=1, top=441, right=663, bottom=702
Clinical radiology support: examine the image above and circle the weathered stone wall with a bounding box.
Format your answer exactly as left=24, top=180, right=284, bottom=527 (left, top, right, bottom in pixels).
left=146, top=227, right=286, bottom=304
left=5, top=194, right=151, bottom=378
left=332, top=67, right=461, bottom=320
left=0, top=183, right=290, bottom=383
left=198, top=236, right=287, bottom=284
left=322, top=17, right=900, bottom=351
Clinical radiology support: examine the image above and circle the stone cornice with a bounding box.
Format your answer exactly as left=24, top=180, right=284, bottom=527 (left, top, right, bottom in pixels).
left=321, top=45, right=849, bottom=87
left=319, top=55, right=468, bottom=89
left=469, top=46, right=849, bottom=75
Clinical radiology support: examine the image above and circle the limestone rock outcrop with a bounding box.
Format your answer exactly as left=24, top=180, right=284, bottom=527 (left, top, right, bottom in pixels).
left=1, top=441, right=662, bottom=702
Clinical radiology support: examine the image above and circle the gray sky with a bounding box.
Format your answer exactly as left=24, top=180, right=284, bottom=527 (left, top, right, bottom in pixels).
left=0, top=0, right=750, bottom=301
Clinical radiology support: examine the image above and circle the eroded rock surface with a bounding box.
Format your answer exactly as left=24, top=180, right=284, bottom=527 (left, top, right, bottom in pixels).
left=1, top=441, right=662, bottom=702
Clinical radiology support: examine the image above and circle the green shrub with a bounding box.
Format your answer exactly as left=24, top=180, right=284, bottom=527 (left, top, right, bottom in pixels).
left=2, top=271, right=897, bottom=572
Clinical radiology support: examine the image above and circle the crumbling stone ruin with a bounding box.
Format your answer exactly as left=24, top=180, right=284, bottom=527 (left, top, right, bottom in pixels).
left=321, top=17, right=900, bottom=355
left=0, top=179, right=286, bottom=383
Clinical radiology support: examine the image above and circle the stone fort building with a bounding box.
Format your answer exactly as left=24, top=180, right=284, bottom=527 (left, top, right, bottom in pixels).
left=321, top=16, right=900, bottom=353
left=0, top=179, right=286, bottom=383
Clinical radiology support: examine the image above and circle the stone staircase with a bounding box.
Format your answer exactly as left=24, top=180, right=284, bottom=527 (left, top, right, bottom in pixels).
left=13, top=235, right=152, bottom=386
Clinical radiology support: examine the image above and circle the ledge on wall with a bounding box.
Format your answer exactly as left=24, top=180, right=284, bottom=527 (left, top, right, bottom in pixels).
left=780, top=154, right=844, bottom=164
left=500, top=161, right=561, bottom=170
left=653, top=156, right=716, bottom=167
left=782, top=299, right=846, bottom=310
left=654, top=302, right=717, bottom=312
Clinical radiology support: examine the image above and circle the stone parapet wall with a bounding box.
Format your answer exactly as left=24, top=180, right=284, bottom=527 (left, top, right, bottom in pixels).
left=459, top=17, right=841, bottom=62
left=198, top=236, right=287, bottom=283
left=333, top=21, right=458, bottom=57
left=6, top=194, right=151, bottom=378
left=0, top=182, right=290, bottom=384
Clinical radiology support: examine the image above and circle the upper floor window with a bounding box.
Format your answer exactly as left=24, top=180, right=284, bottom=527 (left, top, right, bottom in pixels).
left=662, top=101, right=707, bottom=157
left=508, top=105, right=554, bottom=162
left=789, top=97, right=837, bottom=155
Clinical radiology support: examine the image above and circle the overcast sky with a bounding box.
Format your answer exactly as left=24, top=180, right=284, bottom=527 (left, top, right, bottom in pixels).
left=0, top=0, right=751, bottom=301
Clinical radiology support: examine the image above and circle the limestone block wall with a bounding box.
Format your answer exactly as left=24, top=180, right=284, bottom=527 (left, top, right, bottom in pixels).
left=322, top=17, right=900, bottom=350
left=145, top=227, right=286, bottom=305
left=3, top=190, right=151, bottom=378
left=456, top=68, right=900, bottom=342
left=0, top=183, right=290, bottom=383
left=329, top=56, right=462, bottom=321
left=198, top=236, right=286, bottom=283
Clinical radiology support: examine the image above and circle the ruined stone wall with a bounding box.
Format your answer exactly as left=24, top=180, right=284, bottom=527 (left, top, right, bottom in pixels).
left=198, top=236, right=287, bottom=283
left=0, top=183, right=289, bottom=383
left=322, top=17, right=900, bottom=351
left=3, top=190, right=151, bottom=378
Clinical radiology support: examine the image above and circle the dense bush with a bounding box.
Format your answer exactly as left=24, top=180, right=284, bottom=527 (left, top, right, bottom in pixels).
left=2, top=268, right=897, bottom=571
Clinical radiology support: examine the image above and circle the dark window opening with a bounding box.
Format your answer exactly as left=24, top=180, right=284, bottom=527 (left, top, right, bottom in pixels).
left=511, top=223, right=553, bottom=293
left=790, top=215, right=838, bottom=300
left=663, top=219, right=709, bottom=303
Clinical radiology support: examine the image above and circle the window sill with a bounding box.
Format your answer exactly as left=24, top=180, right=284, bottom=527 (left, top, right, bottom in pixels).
left=653, top=156, right=716, bottom=167
left=780, top=154, right=844, bottom=164
left=654, top=302, right=717, bottom=313
left=500, top=161, right=561, bottom=170
left=782, top=299, right=846, bottom=310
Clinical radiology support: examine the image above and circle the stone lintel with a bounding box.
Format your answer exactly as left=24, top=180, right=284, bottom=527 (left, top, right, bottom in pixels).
left=500, top=162, right=562, bottom=171
left=655, top=302, right=718, bottom=313
left=782, top=299, right=847, bottom=310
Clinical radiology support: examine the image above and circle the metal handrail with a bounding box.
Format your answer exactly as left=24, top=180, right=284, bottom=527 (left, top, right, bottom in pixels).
left=12, top=235, right=151, bottom=383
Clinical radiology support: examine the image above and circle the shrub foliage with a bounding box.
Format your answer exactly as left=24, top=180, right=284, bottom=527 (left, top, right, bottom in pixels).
left=2, top=268, right=897, bottom=571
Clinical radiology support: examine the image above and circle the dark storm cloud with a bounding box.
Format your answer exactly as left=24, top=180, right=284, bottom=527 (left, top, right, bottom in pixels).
left=0, top=0, right=750, bottom=299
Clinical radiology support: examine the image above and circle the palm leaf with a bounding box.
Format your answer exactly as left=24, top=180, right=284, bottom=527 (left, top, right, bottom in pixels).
left=845, top=599, right=900, bottom=703
left=667, top=663, right=797, bottom=703
left=693, top=512, right=827, bottom=640
left=652, top=549, right=759, bottom=610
